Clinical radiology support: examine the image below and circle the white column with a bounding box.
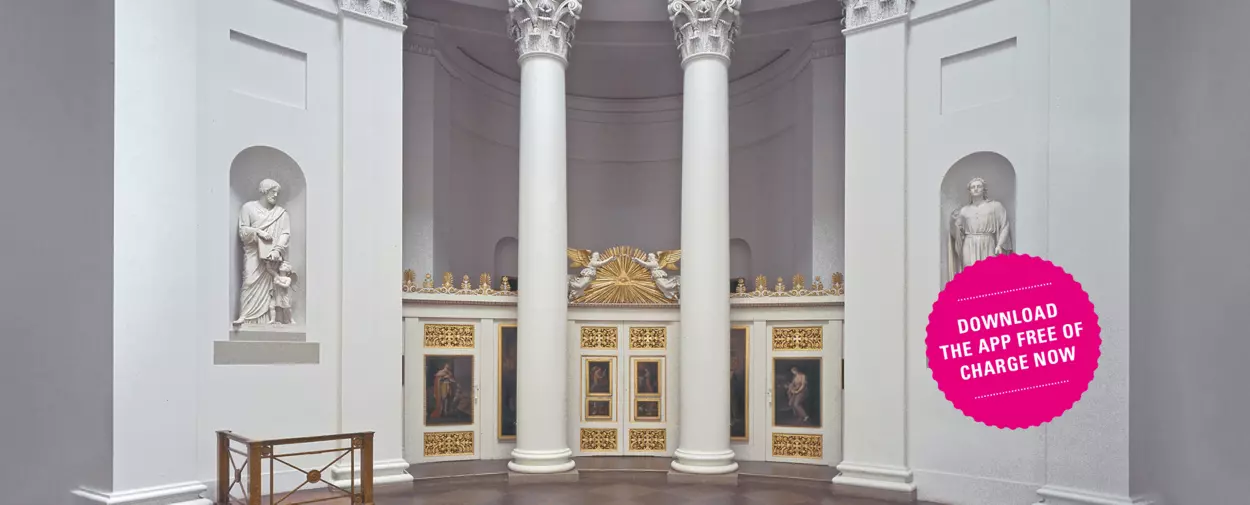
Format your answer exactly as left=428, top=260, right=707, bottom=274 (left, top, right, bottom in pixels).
left=507, top=0, right=581, bottom=475
left=668, top=0, right=741, bottom=476
left=336, top=0, right=412, bottom=487
left=834, top=0, right=915, bottom=500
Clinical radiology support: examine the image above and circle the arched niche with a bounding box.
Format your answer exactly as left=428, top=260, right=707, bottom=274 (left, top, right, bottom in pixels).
left=493, top=236, right=519, bottom=289
left=940, top=152, right=1017, bottom=286
left=228, top=146, right=308, bottom=329
left=730, top=238, right=753, bottom=285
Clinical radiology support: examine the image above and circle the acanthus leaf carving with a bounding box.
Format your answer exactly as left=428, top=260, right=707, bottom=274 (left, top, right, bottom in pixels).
left=667, top=0, right=742, bottom=64
left=507, top=0, right=583, bottom=63
left=340, top=0, right=406, bottom=26
left=841, top=0, right=912, bottom=31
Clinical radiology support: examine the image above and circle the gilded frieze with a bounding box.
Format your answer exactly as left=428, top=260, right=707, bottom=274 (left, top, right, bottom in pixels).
left=580, top=428, right=618, bottom=452
left=771, top=433, right=822, bottom=459
left=628, top=327, right=667, bottom=350
left=628, top=429, right=667, bottom=452
left=772, top=326, right=823, bottom=351
left=423, top=431, right=474, bottom=457
left=424, top=324, right=475, bottom=348
left=580, top=326, right=619, bottom=349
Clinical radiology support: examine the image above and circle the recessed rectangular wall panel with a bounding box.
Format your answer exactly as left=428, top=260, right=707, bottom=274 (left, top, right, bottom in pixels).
left=940, top=38, right=1017, bottom=115
left=229, top=29, right=308, bottom=109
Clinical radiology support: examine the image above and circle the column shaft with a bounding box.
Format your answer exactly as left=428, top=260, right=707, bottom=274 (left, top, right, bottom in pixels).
left=672, top=56, right=737, bottom=475
left=510, top=54, right=574, bottom=474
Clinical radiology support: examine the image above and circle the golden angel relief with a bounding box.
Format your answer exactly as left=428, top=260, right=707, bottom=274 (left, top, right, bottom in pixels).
left=567, top=246, right=681, bottom=304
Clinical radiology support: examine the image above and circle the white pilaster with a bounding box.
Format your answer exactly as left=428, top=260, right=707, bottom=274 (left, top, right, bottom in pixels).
left=833, top=0, right=915, bottom=499
left=507, top=0, right=580, bottom=475
left=91, top=0, right=205, bottom=502
left=668, top=0, right=740, bottom=475
left=337, top=1, right=412, bottom=486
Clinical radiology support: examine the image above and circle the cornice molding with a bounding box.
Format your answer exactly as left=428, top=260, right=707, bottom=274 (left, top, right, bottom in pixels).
left=507, top=0, right=582, bottom=64
left=841, top=0, right=912, bottom=33
left=811, top=36, right=846, bottom=59
left=340, top=0, right=407, bottom=29
left=667, top=0, right=742, bottom=65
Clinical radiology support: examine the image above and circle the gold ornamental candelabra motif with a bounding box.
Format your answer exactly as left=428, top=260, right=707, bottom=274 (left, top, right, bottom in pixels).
left=731, top=272, right=844, bottom=298
left=401, top=269, right=516, bottom=296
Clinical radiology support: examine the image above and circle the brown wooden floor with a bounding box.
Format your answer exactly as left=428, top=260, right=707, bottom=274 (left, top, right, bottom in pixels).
left=243, top=459, right=941, bottom=505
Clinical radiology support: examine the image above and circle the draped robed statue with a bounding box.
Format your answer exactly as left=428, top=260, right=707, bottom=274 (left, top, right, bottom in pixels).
left=947, top=177, right=1012, bottom=283
left=233, top=179, right=296, bottom=326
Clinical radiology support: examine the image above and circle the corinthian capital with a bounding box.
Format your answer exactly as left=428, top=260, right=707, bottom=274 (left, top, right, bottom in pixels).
left=667, top=0, right=742, bottom=64
left=507, top=0, right=583, bottom=63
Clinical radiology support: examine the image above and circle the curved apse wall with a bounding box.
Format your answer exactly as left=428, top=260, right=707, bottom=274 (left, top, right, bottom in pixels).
left=412, top=41, right=833, bottom=282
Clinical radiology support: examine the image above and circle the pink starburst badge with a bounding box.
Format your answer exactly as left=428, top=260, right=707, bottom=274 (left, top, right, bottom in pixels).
left=926, top=254, right=1101, bottom=429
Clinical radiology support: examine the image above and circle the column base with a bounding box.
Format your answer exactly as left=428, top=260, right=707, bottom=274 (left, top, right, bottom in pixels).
left=832, top=462, right=917, bottom=503
left=1033, top=485, right=1151, bottom=505
left=508, top=448, right=576, bottom=474
left=667, top=470, right=738, bottom=485
left=508, top=470, right=579, bottom=484
left=670, top=448, right=738, bottom=475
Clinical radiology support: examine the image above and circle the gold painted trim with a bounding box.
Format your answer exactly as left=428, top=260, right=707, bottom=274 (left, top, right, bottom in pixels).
left=424, top=323, right=476, bottom=349
left=772, top=326, right=823, bottom=351
left=731, top=325, right=750, bottom=442
left=580, top=428, right=618, bottom=452
left=423, top=431, right=475, bottom=457
left=630, top=357, right=665, bottom=422
left=424, top=354, right=477, bottom=427
left=770, top=433, right=822, bottom=459
left=498, top=323, right=517, bottom=441
left=582, top=356, right=616, bottom=422
left=771, top=356, right=823, bottom=429
left=628, top=326, right=667, bottom=349
left=580, top=326, right=619, bottom=349
left=627, top=428, right=667, bottom=452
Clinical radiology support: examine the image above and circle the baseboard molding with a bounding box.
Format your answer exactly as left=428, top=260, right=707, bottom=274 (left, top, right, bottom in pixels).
left=1035, top=485, right=1143, bottom=505
left=912, top=468, right=1039, bottom=505
left=330, top=458, right=413, bottom=487
left=832, top=461, right=917, bottom=502
left=72, top=482, right=210, bottom=505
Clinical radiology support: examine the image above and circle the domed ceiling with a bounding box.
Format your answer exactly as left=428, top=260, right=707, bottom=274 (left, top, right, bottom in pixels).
left=408, top=0, right=842, bottom=100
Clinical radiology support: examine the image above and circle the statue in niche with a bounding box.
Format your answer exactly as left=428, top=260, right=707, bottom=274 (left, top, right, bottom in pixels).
left=633, top=251, right=681, bottom=300
left=567, top=249, right=615, bottom=300
left=233, top=179, right=295, bottom=326
left=948, top=177, right=1013, bottom=282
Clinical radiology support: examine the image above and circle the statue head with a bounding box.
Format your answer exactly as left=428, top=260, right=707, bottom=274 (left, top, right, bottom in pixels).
left=967, top=177, right=987, bottom=201
left=590, top=252, right=600, bottom=261
left=259, top=179, right=281, bottom=207
left=647, top=253, right=657, bottom=262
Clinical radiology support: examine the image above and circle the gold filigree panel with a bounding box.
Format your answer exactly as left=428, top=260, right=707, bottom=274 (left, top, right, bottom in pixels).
left=424, top=431, right=474, bottom=457
left=628, top=429, right=666, bottom=452
left=629, top=327, right=667, bottom=349
left=772, top=327, right=823, bottom=350
left=771, top=433, right=822, bottom=459
left=424, top=324, right=475, bottom=348
left=580, top=326, right=618, bottom=349
left=580, top=428, right=618, bottom=452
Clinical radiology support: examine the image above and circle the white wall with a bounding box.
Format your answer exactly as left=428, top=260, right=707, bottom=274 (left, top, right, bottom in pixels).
left=1130, top=0, right=1250, bottom=504
left=844, top=1, right=1131, bottom=503
left=0, top=1, right=115, bottom=502
left=403, top=29, right=844, bottom=285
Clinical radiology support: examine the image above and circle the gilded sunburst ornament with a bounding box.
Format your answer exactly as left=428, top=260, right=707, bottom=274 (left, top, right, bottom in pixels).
left=569, top=246, right=675, bottom=304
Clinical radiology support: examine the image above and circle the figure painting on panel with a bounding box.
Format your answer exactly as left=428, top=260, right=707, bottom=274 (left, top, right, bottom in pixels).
left=587, top=400, right=611, bottom=419
left=234, top=178, right=295, bottom=326
left=729, top=327, right=748, bottom=439
left=636, top=400, right=660, bottom=421
left=636, top=361, right=660, bottom=395
left=774, top=358, right=821, bottom=427
left=499, top=326, right=518, bottom=438
left=426, top=356, right=474, bottom=425
left=948, top=177, right=1012, bottom=282
left=587, top=360, right=612, bottom=395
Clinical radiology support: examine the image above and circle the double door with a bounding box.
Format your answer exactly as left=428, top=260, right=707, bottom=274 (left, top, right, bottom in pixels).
left=762, top=322, right=842, bottom=465
left=572, top=321, right=675, bottom=457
